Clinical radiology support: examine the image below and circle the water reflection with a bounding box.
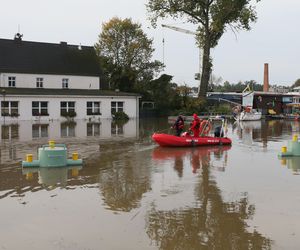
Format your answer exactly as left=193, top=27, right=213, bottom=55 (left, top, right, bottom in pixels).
left=1, top=124, right=19, bottom=140
left=97, top=140, right=152, bottom=212
left=234, top=120, right=300, bottom=148
left=87, top=122, right=101, bottom=136
left=32, top=123, right=48, bottom=138
left=148, top=145, right=271, bottom=249
left=22, top=166, right=82, bottom=188
left=61, top=121, right=76, bottom=137
left=280, top=157, right=300, bottom=175
left=111, top=120, right=124, bottom=136
left=0, top=118, right=298, bottom=248
left=152, top=146, right=230, bottom=176
left=0, top=119, right=139, bottom=142
left=0, top=121, right=140, bottom=174
left=235, top=121, right=262, bottom=146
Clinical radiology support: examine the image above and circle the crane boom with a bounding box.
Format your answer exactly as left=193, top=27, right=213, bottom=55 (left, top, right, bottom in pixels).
left=162, top=24, right=202, bottom=95
left=161, top=24, right=196, bottom=35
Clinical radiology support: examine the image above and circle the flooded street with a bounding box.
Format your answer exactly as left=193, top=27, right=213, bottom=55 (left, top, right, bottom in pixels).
left=0, top=118, right=299, bottom=249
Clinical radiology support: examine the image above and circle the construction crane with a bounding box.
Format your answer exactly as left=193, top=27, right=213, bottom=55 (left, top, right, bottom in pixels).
left=162, top=24, right=202, bottom=93
left=161, top=24, right=196, bottom=36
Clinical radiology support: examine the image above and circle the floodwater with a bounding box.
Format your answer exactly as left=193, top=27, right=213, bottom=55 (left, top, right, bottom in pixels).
left=0, top=118, right=300, bottom=250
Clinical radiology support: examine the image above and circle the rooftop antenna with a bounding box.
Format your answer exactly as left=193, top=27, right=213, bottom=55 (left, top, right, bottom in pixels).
left=161, top=26, right=165, bottom=65
left=162, top=37, right=165, bottom=65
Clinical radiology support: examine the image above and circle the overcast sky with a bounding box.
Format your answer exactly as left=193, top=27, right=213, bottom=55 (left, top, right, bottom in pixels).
left=0, top=0, right=299, bottom=87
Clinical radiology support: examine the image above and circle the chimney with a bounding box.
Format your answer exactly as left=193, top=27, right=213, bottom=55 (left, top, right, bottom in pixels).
left=60, top=41, right=67, bottom=47
left=263, top=63, right=269, bottom=92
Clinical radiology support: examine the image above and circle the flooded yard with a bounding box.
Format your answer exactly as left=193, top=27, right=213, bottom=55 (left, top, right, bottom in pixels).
left=0, top=118, right=299, bottom=249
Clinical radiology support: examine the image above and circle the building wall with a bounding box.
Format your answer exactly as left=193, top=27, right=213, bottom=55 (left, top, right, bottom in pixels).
left=0, top=73, right=100, bottom=90
left=0, top=95, right=139, bottom=121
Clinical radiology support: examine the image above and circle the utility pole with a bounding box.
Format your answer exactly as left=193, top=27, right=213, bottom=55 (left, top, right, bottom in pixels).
left=161, top=24, right=201, bottom=95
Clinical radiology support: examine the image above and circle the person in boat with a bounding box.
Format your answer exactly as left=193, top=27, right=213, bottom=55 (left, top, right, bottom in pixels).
left=214, top=126, right=224, bottom=137
left=172, top=115, right=185, bottom=136
left=189, top=113, right=201, bottom=137
left=232, top=105, right=241, bottom=118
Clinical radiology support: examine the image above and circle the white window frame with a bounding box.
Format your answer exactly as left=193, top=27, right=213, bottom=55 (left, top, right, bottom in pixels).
left=62, top=78, right=69, bottom=89
left=36, top=77, right=44, bottom=88
left=60, top=101, right=75, bottom=116
left=1, top=101, right=19, bottom=116
left=8, top=76, right=16, bottom=87
left=111, top=101, right=124, bottom=114
left=32, top=101, right=48, bottom=116
left=87, top=101, right=101, bottom=115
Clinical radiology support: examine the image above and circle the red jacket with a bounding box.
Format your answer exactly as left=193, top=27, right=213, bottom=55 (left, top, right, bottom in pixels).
left=190, top=117, right=200, bottom=130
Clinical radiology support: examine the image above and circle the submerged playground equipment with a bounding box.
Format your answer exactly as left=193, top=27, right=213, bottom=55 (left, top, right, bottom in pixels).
left=22, top=140, right=83, bottom=168
left=279, top=135, right=300, bottom=157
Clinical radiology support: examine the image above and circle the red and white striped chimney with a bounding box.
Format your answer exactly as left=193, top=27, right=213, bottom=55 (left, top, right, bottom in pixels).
left=263, top=63, right=269, bottom=92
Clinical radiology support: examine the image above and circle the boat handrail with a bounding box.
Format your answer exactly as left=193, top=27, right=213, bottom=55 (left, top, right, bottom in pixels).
left=41, top=143, right=67, bottom=149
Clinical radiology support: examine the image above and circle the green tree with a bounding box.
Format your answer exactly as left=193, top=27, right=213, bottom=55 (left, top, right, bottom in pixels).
left=176, top=84, right=192, bottom=109
left=211, top=80, right=263, bottom=92
left=147, top=0, right=260, bottom=98
left=291, top=79, right=300, bottom=88
left=147, top=74, right=181, bottom=115
left=95, top=17, right=163, bottom=92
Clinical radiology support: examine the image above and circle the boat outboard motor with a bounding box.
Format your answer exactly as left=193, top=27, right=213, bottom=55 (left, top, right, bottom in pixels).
left=214, top=126, right=224, bottom=137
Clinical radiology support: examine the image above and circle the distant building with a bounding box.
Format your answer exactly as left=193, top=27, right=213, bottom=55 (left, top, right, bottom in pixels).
left=207, top=91, right=297, bottom=115
left=290, top=86, right=300, bottom=94
left=0, top=35, right=140, bottom=122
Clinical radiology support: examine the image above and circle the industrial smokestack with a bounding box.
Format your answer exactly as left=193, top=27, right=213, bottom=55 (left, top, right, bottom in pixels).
left=263, top=63, right=269, bottom=92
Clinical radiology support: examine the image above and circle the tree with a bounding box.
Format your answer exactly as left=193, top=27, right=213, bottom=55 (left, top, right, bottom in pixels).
left=147, top=74, right=181, bottom=114
left=95, top=17, right=163, bottom=92
left=211, top=80, right=263, bottom=92
left=147, top=0, right=260, bottom=98
left=291, top=79, right=300, bottom=89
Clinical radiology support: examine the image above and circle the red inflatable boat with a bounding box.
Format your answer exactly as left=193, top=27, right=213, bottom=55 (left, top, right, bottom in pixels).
left=152, top=133, right=232, bottom=147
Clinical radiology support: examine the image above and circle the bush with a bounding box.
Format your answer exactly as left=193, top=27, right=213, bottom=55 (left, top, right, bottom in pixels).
left=112, top=111, right=129, bottom=121
left=208, top=104, right=232, bottom=114
left=61, top=110, right=77, bottom=118
left=172, top=98, right=208, bottom=116
left=10, top=112, right=20, bottom=117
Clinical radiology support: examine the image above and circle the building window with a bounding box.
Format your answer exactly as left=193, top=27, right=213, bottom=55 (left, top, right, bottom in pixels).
left=32, top=101, right=48, bottom=116
left=62, top=78, right=69, bottom=89
left=87, top=102, right=101, bottom=115
left=1, top=101, right=19, bottom=117
left=293, top=97, right=300, bottom=104
left=111, top=101, right=124, bottom=114
left=60, top=102, right=75, bottom=117
left=36, top=78, right=43, bottom=88
left=32, top=124, right=48, bottom=138
left=8, top=76, right=16, bottom=87
left=87, top=123, right=101, bottom=136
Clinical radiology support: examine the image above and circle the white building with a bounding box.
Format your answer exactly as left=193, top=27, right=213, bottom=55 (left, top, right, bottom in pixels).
left=0, top=35, right=140, bottom=122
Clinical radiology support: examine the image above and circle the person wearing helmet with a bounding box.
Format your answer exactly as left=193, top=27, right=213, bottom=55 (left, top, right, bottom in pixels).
left=189, top=113, right=201, bottom=137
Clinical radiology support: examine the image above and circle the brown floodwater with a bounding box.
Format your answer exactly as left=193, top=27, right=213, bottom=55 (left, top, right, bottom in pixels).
left=0, top=118, right=299, bottom=250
